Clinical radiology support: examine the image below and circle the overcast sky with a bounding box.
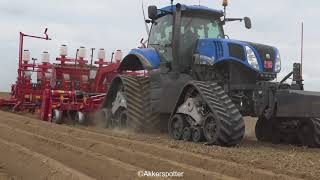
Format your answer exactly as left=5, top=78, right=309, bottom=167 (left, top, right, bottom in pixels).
left=0, top=0, right=319, bottom=91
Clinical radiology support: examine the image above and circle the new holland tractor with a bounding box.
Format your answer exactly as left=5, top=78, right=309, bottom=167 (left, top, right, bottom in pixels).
left=101, top=1, right=320, bottom=147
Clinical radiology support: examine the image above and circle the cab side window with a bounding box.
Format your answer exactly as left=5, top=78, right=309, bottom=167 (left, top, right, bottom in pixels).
left=148, top=15, right=173, bottom=62
left=149, top=15, right=173, bottom=46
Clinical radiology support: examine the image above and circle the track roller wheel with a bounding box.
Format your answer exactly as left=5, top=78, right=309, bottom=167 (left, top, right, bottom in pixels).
left=298, top=118, right=320, bottom=148
left=182, top=127, right=192, bottom=141
left=52, top=109, right=62, bottom=124
left=192, top=127, right=204, bottom=143
left=203, top=113, right=218, bottom=143
left=170, top=114, right=185, bottom=140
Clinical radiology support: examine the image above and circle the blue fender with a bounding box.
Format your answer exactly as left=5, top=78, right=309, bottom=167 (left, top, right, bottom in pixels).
left=118, top=48, right=160, bottom=71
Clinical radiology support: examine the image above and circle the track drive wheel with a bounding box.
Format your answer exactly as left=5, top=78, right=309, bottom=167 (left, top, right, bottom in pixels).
left=52, top=109, right=62, bottom=124
left=298, top=118, right=320, bottom=148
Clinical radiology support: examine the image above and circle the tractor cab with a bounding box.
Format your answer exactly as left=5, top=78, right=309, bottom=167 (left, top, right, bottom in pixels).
left=148, top=5, right=225, bottom=68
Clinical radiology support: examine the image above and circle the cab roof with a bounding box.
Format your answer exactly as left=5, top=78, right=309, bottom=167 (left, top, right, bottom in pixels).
left=158, top=4, right=223, bottom=17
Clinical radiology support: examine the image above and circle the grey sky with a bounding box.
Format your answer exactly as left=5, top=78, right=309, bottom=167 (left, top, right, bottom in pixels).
left=0, top=0, right=319, bottom=91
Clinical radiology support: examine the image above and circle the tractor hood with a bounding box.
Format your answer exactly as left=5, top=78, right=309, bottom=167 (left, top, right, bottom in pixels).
left=195, top=38, right=281, bottom=74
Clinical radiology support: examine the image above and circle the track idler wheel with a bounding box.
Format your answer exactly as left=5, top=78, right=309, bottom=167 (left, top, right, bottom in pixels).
left=255, top=117, right=272, bottom=142
left=298, top=118, right=320, bottom=148
left=170, top=114, right=185, bottom=140
left=192, top=127, right=204, bottom=143
left=52, top=109, right=62, bottom=124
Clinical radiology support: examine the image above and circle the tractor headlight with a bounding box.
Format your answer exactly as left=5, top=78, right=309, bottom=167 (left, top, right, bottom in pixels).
left=275, top=51, right=281, bottom=72
left=246, top=46, right=259, bottom=71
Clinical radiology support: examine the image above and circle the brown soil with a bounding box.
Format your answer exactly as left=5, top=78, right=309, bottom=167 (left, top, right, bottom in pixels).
left=0, top=111, right=319, bottom=180
left=0, top=92, right=318, bottom=180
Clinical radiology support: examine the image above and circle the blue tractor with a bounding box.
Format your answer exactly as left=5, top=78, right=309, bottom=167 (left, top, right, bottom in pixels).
left=102, top=1, right=320, bottom=147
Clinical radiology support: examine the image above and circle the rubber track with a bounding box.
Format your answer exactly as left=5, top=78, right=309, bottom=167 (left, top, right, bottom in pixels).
left=187, top=81, right=245, bottom=146
left=310, top=118, right=320, bottom=147
left=121, top=76, right=160, bottom=132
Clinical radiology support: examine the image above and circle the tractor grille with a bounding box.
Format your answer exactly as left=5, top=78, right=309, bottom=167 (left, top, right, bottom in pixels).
left=213, top=41, right=224, bottom=60
left=248, top=43, right=276, bottom=72
left=228, top=43, right=245, bottom=61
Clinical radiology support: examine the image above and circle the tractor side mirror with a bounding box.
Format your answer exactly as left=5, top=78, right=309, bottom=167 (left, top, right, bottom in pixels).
left=244, top=17, right=252, bottom=29
left=148, top=6, right=158, bottom=20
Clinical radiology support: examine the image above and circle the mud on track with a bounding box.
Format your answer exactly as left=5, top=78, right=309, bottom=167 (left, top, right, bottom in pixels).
left=0, top=111, right=319, bottom=180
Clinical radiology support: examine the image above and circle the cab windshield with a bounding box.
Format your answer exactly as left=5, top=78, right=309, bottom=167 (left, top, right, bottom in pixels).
left=180, top=14, right=223, bottom=64
left=181, top=15, right=223, bottom=40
